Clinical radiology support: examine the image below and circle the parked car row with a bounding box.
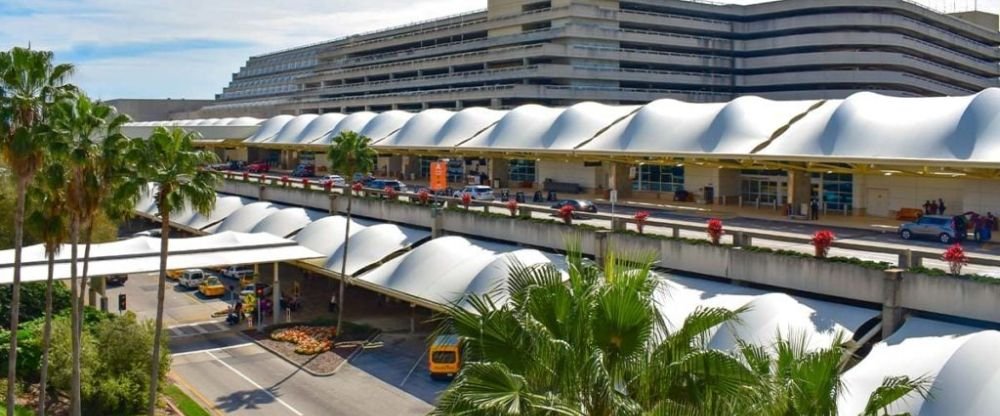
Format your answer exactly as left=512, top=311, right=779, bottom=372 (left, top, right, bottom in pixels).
left=167, top=266, right=265, bottom=298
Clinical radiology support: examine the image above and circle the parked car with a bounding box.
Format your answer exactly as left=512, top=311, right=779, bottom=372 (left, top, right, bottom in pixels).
left=245, top=161, right=270, bottom=173
left=132, top=229, right=162, bottom=238
left=105, top=274, right=128, bottom=286
left=198, top=276, right=226, bottom=298
left=220, top=265, right=255, bottom=280
left=551, top=199, right=598, bottom=213
left=179, top=269, right=207, bottom=289
left=228, top=160, right=247, bottom=171
left=368, top=179, right=408, bottom=192
left=322, top=174, right=346, bottom=186
left=166, top=270, right=183, bottom=281
left=292, top=164, right=315, bottom=177
left=453, top=185, right=495, bottom=201
left=208, top=162, right=230, bottom=171
left=899, top=215, right=960, bottom=244
left=241, top=283, right=273, bottom=297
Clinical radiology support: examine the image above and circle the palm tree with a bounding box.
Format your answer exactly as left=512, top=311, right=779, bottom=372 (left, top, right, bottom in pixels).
left=326, top=131, right=377, bottom=339
left=24, top=162, right=69, bottom=416
left=0, top=46, right=74, bottom=415
left=50, top=91, right=130, bottom=416
left=433, top=248, right=760, bottom=415
left=733, top=334, right=931, bottom=416
left=433, top=248, right=932, bottom=416
left=128, top=126, right=218, bottom=416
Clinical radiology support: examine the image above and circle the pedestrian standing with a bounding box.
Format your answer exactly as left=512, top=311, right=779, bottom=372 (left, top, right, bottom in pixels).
left=930, top=200, right=939, bottom=215
left=923, top=200, right=932, bottom=216
left=810, top=199, right=820, bottom=220
left=329, top=293, right=338, bottom=313
left=989, top=212, right=998, bottom=231
left=938, top=198, right=946, bottom=215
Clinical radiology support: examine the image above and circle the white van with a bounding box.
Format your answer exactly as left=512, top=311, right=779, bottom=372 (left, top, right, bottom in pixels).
left=221, top=265, right=255, bottom=280
left=179, top=269, right=206, bottom=289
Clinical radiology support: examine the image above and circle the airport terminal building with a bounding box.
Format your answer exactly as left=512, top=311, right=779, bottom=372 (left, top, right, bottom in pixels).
left=128, top=0, right=1000, bottom=220
left=185, top=0, right=1000, bottom=119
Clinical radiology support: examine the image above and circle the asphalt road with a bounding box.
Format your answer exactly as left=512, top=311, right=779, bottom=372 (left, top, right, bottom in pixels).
left=106, top=273, right=435, bottom=416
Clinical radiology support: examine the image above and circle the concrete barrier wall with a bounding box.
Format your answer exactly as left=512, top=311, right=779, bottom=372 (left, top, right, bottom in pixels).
left=211, top=181, right=1000, bottom=324
left=442, top=210, right=598, bottom=255
left=900, top=274, right=1000, bottom=323
left=341, top=197, right=435, bottom=229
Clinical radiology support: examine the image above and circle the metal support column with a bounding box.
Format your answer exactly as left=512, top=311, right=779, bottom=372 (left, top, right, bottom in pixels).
left=272, top=262, right=281, bottom=325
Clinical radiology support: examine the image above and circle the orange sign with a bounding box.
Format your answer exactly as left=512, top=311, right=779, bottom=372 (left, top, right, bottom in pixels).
left=429, top=161, right=447, bottom=191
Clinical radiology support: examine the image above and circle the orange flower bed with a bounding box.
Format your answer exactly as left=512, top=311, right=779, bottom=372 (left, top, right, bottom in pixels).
left=270, top=326, right=337, bottom=355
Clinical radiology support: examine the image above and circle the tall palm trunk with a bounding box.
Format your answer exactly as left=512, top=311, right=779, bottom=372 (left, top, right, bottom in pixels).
left=335, top=193, right=352, bottom=339
left=78, top=224, right=93, bottom=322
left=68, top=218, right=81, bottom=416
left=6, top=180, right=27, bottom=416
left=71, top=223, right=92, bottom=416
left=147, top=208, right=170, bottom=416
left=38, top=249, right=55, bottom=416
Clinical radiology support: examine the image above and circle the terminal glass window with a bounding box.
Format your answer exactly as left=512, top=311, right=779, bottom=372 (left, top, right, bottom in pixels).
left=418, top=157, right=436, bottom=178
left=508, top=159, right=536, bottom=184
left=740, top=169, right=786, bottom=204
left=633, top=165, right=684, bottom=192
left=819, top=173, right=853, bottom=211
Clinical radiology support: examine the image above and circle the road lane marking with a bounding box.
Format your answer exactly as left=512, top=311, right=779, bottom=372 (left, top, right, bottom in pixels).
left=171, top=342, right=254, bottom=357
left=204, top=350, right=304, bottom=416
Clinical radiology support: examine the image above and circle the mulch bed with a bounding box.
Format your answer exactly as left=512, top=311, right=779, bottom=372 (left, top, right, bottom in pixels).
left=243, top=324, right=377, bottom=375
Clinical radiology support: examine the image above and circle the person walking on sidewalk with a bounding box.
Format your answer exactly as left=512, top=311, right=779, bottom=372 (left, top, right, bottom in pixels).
left=938, top=198, right=947, bottom=215
left=810, top=199, right=820, bottom=220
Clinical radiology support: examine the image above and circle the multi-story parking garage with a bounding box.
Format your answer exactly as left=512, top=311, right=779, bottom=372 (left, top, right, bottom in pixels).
left=184, top=0, right=1000, bottom=119
left=127, top=88, right=1000, bottom=219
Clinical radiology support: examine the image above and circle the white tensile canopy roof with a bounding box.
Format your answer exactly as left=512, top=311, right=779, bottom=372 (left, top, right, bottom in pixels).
left=212, top=89, right=1000, bottom=167
left=0, top=231, right=322, bottom=283
left=205, top=201, right=283, bottom=234
left=837, top=317, right=997, bottom=415
left=657, top=274, right=877, bottom=351
left=249, top=207, right=327, bottom=238
left=122, top=117, right=262, bottom=141
left=355, top=236, right=565, bottom=308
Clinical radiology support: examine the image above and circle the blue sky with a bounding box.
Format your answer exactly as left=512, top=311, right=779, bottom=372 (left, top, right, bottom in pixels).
left=0, top=0, right=994, bottom=100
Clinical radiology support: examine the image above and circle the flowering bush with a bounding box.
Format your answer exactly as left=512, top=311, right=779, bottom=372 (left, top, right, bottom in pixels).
left=558, top=205, right=575, bottom=225
left=258, top=175, right=266, bottom=184
left=280, top=175, right=290, bottom=186
left=811, top=230, right=836, bottom=258
left=707, top=218, right=724, bottom=245
left=323, top=180, right=333, bottom=192
left=385, top=186, right=398, bottom=200
left=270, top=325, right=337, bottom=355
left=418, top=188, right=431, bottom=205
left=461, top=192, right=472, bottom=209
left=302, top=178, right=311, bottom=189
left=351, top=182, right=363, bottom=196
left=634, top=211, right=651, bottom=234
left=506, top=199, right=519, bottom=216
left=242, top=171, right=249, bottom=181
left=942, top=244, right=969, bottom=276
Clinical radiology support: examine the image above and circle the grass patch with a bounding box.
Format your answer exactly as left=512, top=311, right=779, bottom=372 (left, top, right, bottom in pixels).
left=164, top=384, right=211, bottom=416
left=0, top=405, right=34, bottom=416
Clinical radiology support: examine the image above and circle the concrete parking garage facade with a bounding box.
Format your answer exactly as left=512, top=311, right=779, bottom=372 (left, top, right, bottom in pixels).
left=181, top=0, right=1000, bottom=119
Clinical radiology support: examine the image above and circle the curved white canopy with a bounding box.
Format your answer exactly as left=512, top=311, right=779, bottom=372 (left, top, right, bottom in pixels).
left=245, top=115, right=295, bottom=143
left=294, top=113, right=348, bottom=144
left=837, top=318, right=997, bottom=416
left=323, top=223, right=430, bottom=277
left=249, top=207, right=327, bottom=238
left=375, top=109, right=456, bottom=147
left=357, top=236, right=561, bottom=306
left=579, top=96, right=817, bottom=156
left=169, top=195, right=254, bottom=231
left=292, top=216, right=376, bottom=257
left=270, top=114, right=319, bottom=145
left=309, top=112, right=379, bottom=145
left=207, top=202, right=282, bottom=234
left=357, top=110, right=415, bottom=141
left=462, top=102, right=637, bottom=151
left=0, top=231, right=322, bottom=284
left=759, top=89, right=1000, bottom=164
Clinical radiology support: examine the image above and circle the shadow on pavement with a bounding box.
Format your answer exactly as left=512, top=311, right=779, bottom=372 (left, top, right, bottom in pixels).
left=215, top=387, right=280, bottom=412
left=348, top=334, right=450, bottom=404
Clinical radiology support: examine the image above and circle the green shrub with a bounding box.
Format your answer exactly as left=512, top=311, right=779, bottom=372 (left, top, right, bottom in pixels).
left=0, top=282, right=72, bottom=329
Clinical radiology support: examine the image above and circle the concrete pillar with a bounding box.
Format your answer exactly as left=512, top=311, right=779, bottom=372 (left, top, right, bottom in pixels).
left=388, top=155, right=403, bottom=178
left=608, top=162, right=632, bottom=198
left=410, top=304, right=417, bottom=333
left=611, top=217, right=626, bottom=232
left=595, top=230, right=610, bottom=266
left=272, top=262, right=281, bottom=325
left=431, top=206, right=444, bottom=238
left=329, top=193, right=340, bottom=215
left=882, top=268, right=905, bottom=339
left=490, top=98, right=502, bottom=108
left=89, top=277, right=105, bottom=308
left=259, top=185, right=268, bottom=202
left=787, top=170, right=812, bottom=215
left=488, top=159, right=510, bottom=188
left=897, top=250, right=912, bottom=269
left=455, top=101, right=463, bottom=110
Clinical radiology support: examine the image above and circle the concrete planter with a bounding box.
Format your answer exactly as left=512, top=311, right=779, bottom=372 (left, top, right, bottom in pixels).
left=899, top=273, right=1000, bottom=323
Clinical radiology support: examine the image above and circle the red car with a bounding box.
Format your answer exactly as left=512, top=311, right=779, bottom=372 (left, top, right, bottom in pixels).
left=245, top=161, right=270, bottom=173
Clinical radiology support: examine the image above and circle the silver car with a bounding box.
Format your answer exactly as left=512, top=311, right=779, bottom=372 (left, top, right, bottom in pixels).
left=899, top=215, right=959, bottom=244
left=454, top=185, right=494, bottom=200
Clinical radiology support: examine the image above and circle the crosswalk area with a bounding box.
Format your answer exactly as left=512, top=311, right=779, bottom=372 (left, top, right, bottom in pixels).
left=167, top=320, right=232, bottom=338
